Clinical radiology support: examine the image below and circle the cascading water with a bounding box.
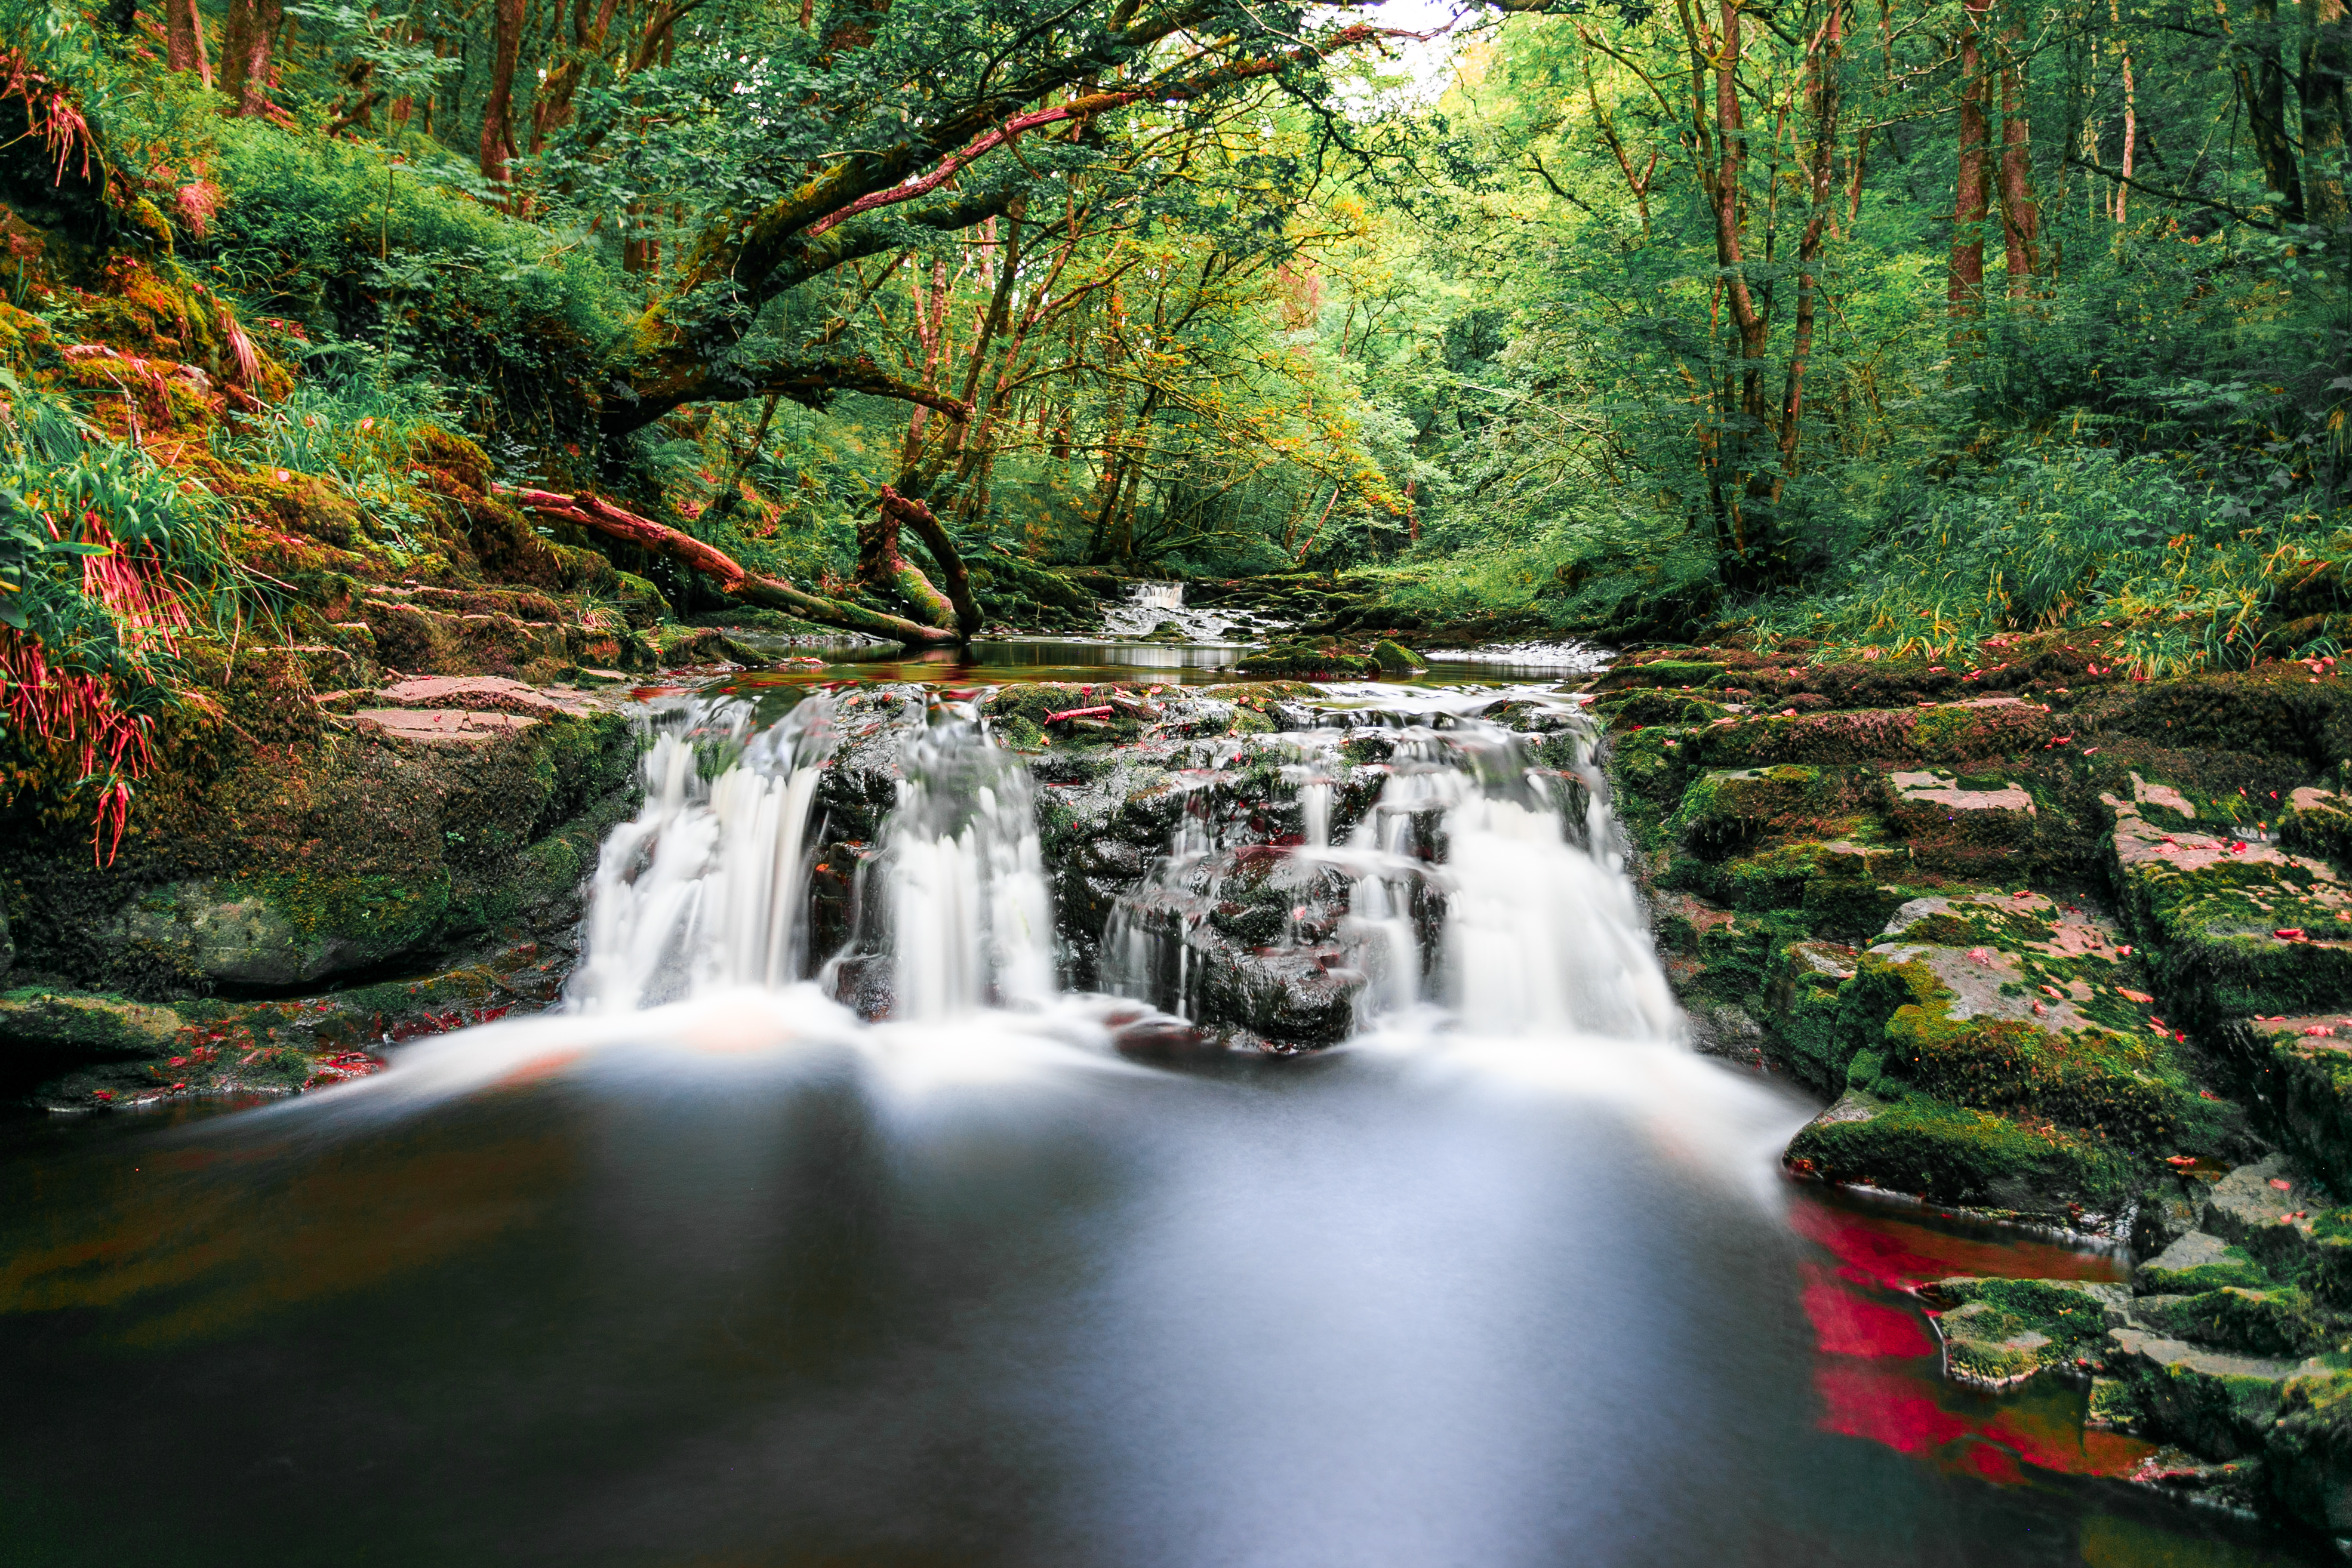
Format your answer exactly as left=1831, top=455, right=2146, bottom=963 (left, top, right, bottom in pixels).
left=1099, top=698, right=1683, bottom=1045
left=564, top=694, right=840, bottom=1013
left=876, top=702, right=1055, bottom=1019
left=16, top=671, right=2239, bottom=1566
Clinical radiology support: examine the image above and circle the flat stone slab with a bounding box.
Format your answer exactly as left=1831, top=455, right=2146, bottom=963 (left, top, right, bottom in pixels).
left=355, top=708, right=543, bottom=746
left=2107, top=1324, right=2307, bottom=1384
left=1870, top=891, right=2145, bottom=1036
left=2203, top=1155, right=2320, bottom=1245
left=375, top=676, right=593, bottom=716
left=1890, top=770, right=2035, bottom=814
left=2144, top=1230, right=2235, bottom=1274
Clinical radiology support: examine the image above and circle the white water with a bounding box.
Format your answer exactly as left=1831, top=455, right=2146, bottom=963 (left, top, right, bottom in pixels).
left=357, top=682, right=1691, bottom=1114
left=564, top=696, right=839, bottom=1013
left=881, top=705, right=1056, bottom=1019
left=1098, top=580, right=1264, bottom=642
left=1098, top=701, right=1682, bottom=1043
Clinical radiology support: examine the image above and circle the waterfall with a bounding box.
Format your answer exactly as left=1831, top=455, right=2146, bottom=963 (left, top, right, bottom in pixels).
left=1099, top=704, right=1682, bottom=1045
left=565, top=695, right=839, bottom=1013
left=1130, top=581, right=1185, bottom=611
left=879, top=703, right=1054, bottom=1019
left=559, top=677, right=1674, bottom=1052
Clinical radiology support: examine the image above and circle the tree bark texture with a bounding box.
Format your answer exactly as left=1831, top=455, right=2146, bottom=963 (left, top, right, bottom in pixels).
left=2305, top=0, right=2352, bottom=228
left=218, top=0, right=282, bottom=118
left=167, top=0, right=213, bottom=87
left=1950, top=0, right=1993, bottom=317
left=1997, top=25, right=2042, bottom=291
left=480, top=0, right=526, bottom=195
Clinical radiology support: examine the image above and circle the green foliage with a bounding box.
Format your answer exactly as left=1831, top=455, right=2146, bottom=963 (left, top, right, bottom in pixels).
left=0, top=371, right=242, bottom=673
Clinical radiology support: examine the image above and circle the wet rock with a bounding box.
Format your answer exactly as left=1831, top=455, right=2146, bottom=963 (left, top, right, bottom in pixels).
left=1369, top=639, right=1423, bottom=673
left=2108, top=795, right=2352, bottom=1021
left=2138, top=1230, right=2271, bottom=1295
left=2101, top=1324, right=2314, bottom=1459
left=118, top=876, right=447, bottom=988
left=5, top=672, right=639, bottom=1001
left=1924, top=1276, right=2128, bottom=1389
left=0, top=987, right=184, bottom=1059
left=2222, top=1013, right=2352, bottom=1194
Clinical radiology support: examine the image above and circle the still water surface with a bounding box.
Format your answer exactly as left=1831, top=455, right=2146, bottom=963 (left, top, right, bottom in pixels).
left=0, top=1015, right=2320, bottom=1567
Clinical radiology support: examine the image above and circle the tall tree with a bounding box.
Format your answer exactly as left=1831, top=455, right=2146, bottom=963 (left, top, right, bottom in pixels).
left=1951, top=0, right=1994, bottom=317
left=218, top=0, right=282, bottom=117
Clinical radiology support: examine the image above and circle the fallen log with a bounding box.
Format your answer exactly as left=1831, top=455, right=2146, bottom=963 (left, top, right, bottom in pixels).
left=502, top=488, right=959, bottom=646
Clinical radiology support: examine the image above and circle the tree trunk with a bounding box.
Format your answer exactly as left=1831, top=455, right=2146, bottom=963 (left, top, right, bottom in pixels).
left=531, top=0, right=624, bottom=153
left=2305, top=0, right=2352, bottom=228
left=1997, top=26, right=2042, bottom=291
left=855, top=495, right=958, bottom=630
left=506, top=488, right=959, bottom=645
left=881, top=486, right=982, bottom=640
left=2231, top=0, right=2306, bottom=219
left=167, top=0, right=213, bottom=87
left=218, top=0, right=282, bottom=118
left=1777, top=0, right=1843, bottom=499
left=1950, top=0, right=1993, bottom=318
left=480, top=0, right=526, bottom=197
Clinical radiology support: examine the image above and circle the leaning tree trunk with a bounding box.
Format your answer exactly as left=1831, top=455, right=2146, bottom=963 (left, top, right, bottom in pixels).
left=504, top=488, right=959, bottom=645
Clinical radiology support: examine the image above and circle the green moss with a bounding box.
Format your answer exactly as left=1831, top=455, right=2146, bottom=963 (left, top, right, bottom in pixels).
left=1600, top=658, right=1726, bottom=689
left=1928, top=1276, right=2121, bottom=1385
left=1787, top=1089, right=2133, bottom=1212
left=1235, top=644, right=1377, bottom=678
left=2137, top=1246, right=2271, bottom=1296
left=0, top=987, right=185, bottom=1058
left=2137, top=1287, right=2329, bottom=1357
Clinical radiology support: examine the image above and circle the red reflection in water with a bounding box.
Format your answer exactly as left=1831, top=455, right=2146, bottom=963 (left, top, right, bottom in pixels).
left=1800, top=1264, right=1935, bottom=1358
left=1815, top=1363, right=2156, bottom=1480
left=1787, top=1184, right=2128, bottom=1292
left=1790, top=1183, right=2154, bottom=1486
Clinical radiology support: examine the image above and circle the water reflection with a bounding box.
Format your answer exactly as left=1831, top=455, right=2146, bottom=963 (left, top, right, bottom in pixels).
left=0, top=1027, right=2322, bottom=1566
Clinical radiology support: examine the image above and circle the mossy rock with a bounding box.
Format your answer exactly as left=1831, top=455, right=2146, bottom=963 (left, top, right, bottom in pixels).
left=0, top=987, right=185, bottom=1061
left=2134, top=1287, right=2331, bottom=1358
left=1925, top=1276, right=2128, bottom=1388
left=1787, top=1088, right=2134, bottom=1217
left=2111, top=805, right=2352, bottom=1022
left=1591, top=658, right=1726, bottom=692
left=1369, top=638, right=1423, bottom=673
left=1667, top=766, right=1825, bottom=854
left=1235, top=643, right=1377, bottom=679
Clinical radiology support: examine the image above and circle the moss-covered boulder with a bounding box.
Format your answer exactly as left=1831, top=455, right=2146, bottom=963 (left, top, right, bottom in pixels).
left=1780, top=891, right=2238, bottom=1226
left=2110, top=794, right=2352, bottom=1022
left=1925, top=1276, right=2128, bottom=1388
left=1235, top=643, right=1378, bottom=679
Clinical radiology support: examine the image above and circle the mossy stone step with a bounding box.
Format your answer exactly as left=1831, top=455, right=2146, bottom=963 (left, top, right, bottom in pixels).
left=2110, top=798, right=2352, bottom=1019
left=1781, top=889, right=2227, bottom=1226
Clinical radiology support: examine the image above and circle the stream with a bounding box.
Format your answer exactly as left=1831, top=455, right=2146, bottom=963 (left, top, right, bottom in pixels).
left=0, top=643, right=2324, bottom=1565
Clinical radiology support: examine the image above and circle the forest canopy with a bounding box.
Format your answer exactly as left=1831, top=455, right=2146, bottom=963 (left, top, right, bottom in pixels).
left=0, top=0, right=2345, bottom=744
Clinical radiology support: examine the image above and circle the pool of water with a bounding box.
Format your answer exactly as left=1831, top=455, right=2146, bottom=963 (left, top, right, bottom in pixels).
left=0, top=1019, right=2322, bottom=1567
left=704, top=634, right=1611, bottom=694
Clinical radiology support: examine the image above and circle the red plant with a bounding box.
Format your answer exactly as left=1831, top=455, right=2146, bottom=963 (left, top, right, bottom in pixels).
left=0, top=49, right=97, bottom=184
left=0, top=627, right=155, bottom=864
